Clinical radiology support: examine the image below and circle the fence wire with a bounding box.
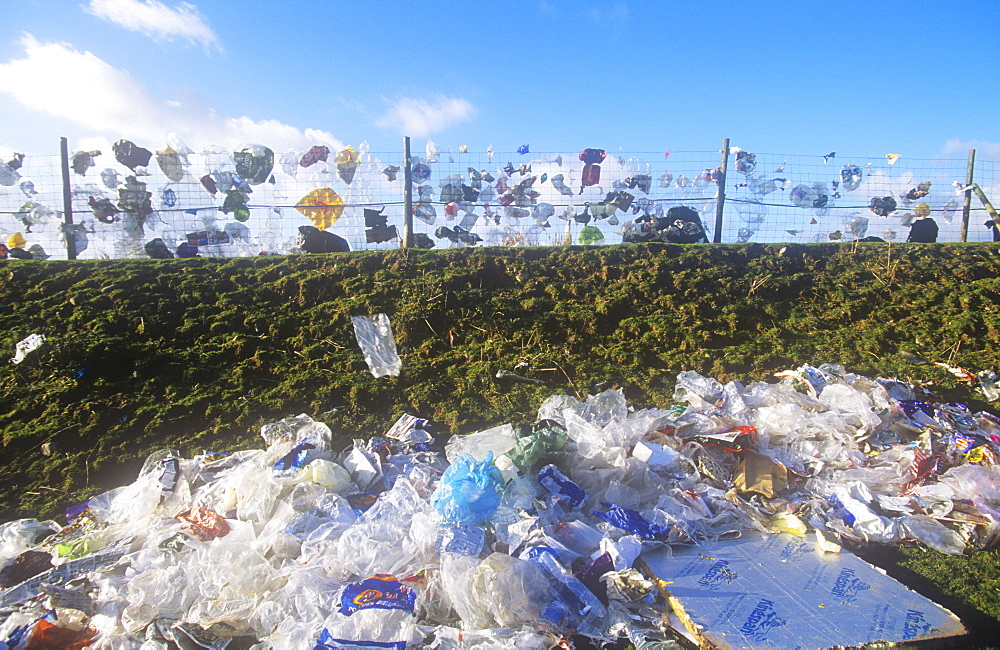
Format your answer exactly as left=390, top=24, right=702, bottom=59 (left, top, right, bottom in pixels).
left=0, top=142, right=997, bottom=260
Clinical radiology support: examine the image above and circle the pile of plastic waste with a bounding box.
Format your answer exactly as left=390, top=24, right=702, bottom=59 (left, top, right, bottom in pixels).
left=1, top=363, right=999, bottom=648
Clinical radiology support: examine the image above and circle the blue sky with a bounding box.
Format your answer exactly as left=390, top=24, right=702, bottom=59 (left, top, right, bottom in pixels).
left=0, top=0, right=998, bottom=160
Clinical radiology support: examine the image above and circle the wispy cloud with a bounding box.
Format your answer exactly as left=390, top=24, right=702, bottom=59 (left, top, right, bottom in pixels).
left=539, top=0, right=556, bottom=16
left=375, top=96, right=476, bottom=138
left=942, top=138, right=1000, bottom=158
left=84, top=0, right=223, bottom=52
left=586, top=3, right=630, bottom=37
left=0, top=35, right=341, bottom=151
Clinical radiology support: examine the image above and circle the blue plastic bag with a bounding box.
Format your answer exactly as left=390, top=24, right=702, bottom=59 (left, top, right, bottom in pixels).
left=273, top=442, right=316, bottom=472
left=431, top=452, right=503, bottom=525
left=593, top=503, right=672, bottom=541
left=538, top=464, right=586, bottom=509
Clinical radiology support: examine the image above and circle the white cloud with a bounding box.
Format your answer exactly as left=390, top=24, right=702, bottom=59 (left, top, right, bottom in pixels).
left=375, top=96, right=475, bottom=138
left=942, top=138, right=1000, bottom=158
left=0, top=35, right=342, bottom=152
left=84, top=0, right=222, bottom=52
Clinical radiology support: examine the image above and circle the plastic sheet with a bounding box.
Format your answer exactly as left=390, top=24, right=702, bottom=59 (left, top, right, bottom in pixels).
left=643, top=531, right=966, bottom=648
left=350, top=314, right=401, bottom=377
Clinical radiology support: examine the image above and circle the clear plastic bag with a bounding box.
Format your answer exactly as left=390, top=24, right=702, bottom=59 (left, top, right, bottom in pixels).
left=351, top=314, right=401, bottom=377
left=335, top=478, right=435, bottom=577
left=260, top=413, right=333, bottom=451
left=900, top=515, right=967, bottom=555
left=0, top=519, right=60, bottom=565
left=476, top=552, right=551, bottom=629
left=444, top=424, right=515, bottom=463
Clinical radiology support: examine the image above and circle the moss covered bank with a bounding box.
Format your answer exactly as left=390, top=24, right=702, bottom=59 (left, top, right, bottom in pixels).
left=3, top=241, right=1000, bottom=636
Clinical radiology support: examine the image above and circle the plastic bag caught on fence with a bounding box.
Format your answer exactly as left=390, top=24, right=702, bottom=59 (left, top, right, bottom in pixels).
left=351, top=314, right=401, bottom=377
left=0, top=155, right=22, bottom=186
left=234, top=145, right=274, bottom=185
left=841, top=164, right=864, bottom=191
left=156, top=147, right=187, bottom=182
left=112, top=139, right=152, bottom=171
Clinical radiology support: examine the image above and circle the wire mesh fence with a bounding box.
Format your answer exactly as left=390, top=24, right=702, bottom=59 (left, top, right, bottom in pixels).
left=724, top=151, right=999, bottom=244
left=0, top=153, right=68, bottom=259
left=0, top=140, right=997, bottom=260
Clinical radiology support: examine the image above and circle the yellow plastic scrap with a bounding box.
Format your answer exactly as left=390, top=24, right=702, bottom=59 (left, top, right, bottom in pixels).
left=335, top=145, right=360, bottom=184
left=769, top=511, right=807, bottom=536
left=914, top=203, right=931, bottom=219
left=155, top=146, right=185, bottom=182
left=8, top=232, right=26, bottom=249
left=295, top=187, right=344, bottom=230
left=298, top=459, right=352, bottom=491
left=334, top=145, right=359, bottom=167
left=56, top=537, right=102, bottom=559
left=634, top=557, right=702, bottom=647
left=815, top=529, right=842, bottom=554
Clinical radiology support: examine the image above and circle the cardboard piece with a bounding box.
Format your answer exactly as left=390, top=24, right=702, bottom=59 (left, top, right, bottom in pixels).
left=734, top=452, right=788, bottom=498
left=642, top=531, right=966, bottom=648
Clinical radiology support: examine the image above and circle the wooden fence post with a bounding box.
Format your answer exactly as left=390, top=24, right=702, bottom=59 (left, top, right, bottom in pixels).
left=961, top=149, right=976, bottom=242
left=402, top=136, right=413, bottom=249
left=59, top=137, right=77, bottom=259
left=713, top=138, right=729, bottom=243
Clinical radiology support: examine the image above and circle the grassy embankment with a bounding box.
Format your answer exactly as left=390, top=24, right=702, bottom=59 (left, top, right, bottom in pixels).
left=2, top=242, right=1000, bottom=637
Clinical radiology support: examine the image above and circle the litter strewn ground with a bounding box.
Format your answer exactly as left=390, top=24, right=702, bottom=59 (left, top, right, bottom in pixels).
left=0, top=363, right=997, bottom=648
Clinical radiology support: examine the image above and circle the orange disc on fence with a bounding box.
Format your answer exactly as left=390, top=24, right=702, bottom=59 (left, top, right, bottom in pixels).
left=295, top=187, right=344, bottom=230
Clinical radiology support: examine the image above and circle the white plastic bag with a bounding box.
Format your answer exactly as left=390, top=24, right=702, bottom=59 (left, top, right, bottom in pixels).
left=11, top=334, right=45, bottom=364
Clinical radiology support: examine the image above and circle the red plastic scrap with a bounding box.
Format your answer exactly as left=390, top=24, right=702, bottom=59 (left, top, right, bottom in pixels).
left=300, top=145, right=331, bottom=168
left=901, top=448, right=940, bottom=495
left=25, top=619, right=96, bottom=649
left=683, top=425, right=758, bottom=453
left=176, top=507, right=231, bottom=541
left=578, top=148, right=607, bottom=165
left=581, top=163, right=601, bottom=187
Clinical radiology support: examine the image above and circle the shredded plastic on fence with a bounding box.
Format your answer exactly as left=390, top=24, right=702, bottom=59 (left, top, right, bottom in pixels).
left=1, top=141, right=998, bottom=260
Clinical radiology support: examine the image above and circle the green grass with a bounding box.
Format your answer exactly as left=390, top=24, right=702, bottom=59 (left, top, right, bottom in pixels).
left=3, top=241, right=1000, bottom=638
